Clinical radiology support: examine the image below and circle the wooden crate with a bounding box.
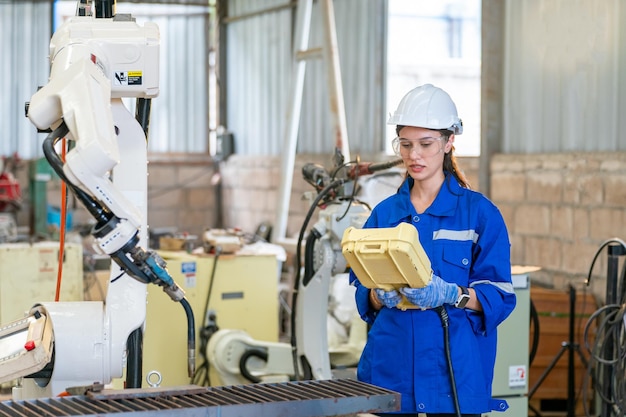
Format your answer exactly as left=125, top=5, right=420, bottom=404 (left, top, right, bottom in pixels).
left=528, top=286, right=598, bottom=415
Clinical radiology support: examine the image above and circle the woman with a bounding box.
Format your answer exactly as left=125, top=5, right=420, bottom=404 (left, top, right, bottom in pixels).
left=349, top=84, right=516, bottom=417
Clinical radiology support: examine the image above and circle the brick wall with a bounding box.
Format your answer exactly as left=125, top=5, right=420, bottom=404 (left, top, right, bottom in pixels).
left=220, top=153, right=335, bottom=238
left=145, top=155, right=218, bottom=234
left=491, top=152, right=626, bottom=300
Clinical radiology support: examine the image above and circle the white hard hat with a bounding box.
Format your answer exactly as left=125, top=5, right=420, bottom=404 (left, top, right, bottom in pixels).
left=387, top=84, right=463, bottom=135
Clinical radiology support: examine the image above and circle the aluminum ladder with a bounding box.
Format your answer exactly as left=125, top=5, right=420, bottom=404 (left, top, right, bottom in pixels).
left=273, top=0, right=350, bottom=243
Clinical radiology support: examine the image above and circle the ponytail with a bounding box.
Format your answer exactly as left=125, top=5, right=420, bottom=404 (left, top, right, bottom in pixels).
left=443, top=145, right=470, bottom=189
left=395, top=125, right=470, bottom=189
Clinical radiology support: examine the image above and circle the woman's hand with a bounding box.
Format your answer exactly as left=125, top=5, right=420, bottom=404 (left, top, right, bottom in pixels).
left=399, top=275, right=458, bottom=308
left=372, top=288, right=402, bottom=309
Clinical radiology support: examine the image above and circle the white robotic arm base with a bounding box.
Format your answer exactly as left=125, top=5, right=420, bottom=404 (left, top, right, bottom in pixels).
left=207, top=329, right=294, bottom=386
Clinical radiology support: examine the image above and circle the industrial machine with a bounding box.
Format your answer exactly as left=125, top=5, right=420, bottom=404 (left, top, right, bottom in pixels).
left=0, top=3, right=401, bottom=416
left=207, top=151, right=402, bottom=385
left=0, top=0, right=194, bottom=399
left=0, top=242, right=83, bottom=324
left=143, top=251, right=282, bottom=388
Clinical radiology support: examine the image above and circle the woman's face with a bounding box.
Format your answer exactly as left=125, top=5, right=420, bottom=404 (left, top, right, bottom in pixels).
left=396, top=126, right=454, bottom=183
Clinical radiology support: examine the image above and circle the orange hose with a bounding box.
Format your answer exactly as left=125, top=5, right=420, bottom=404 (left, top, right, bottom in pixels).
left=55, top=138, right=68, bottom=302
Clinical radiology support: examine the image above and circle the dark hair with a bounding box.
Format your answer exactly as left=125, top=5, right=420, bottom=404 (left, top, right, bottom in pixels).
left=396, top=125, right=470, bottom=189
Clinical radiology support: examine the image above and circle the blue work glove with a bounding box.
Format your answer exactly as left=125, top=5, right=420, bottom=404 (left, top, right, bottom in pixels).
left=374, top=288, right=402, bottom=309
left=399, top=275, right=458, bottom=309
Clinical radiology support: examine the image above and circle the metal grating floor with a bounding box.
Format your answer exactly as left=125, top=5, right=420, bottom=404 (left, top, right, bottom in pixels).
left=0, top=379, right=400, bottom=417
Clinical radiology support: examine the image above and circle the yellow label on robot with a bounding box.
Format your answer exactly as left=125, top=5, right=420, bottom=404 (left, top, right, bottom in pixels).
left=341, top=223, right=432, bottom=310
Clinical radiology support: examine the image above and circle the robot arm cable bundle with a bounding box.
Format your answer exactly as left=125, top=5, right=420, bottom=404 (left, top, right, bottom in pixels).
left=43, top=123, right=112, bottom=227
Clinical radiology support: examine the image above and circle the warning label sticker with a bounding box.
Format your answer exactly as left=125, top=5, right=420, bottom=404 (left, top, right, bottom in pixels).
left=181, top=261, right=197, bottom=288
left=114, top=71, right=143, bottom=86
left=508, top=365, right=526, bottom=388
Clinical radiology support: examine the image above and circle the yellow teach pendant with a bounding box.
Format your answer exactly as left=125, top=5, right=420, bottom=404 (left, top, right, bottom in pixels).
left=341, top=223, right=432, bottom=310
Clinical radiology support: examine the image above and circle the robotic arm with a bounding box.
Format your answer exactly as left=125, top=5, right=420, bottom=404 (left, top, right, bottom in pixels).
left=27, top=14, right=177, bottom=295
left=0, top=9, right=194, bottom=399
left=207, top=152, right=398, bottom=385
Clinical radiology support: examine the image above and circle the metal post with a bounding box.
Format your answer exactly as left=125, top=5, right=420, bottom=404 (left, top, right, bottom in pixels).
left=566, top=285, right=575, bottom=417
left=600, top=243, right=624, bottom=417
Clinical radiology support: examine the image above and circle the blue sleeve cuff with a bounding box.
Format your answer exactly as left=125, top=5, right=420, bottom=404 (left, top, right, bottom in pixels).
left=472, top=284, right=517, bottom=335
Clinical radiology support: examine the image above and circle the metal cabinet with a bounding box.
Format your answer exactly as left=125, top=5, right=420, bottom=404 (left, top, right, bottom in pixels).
left=484, top=267, right=534, bottom=417
left=0, top=242, right=83, bottom=322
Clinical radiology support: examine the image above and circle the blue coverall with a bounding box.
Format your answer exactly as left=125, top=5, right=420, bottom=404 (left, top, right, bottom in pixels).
left=350, top=173, right=517, bottom=415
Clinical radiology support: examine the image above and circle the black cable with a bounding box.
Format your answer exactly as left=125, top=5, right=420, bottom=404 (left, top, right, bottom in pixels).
left=302, top=230, right=320, bottom=287
left=239, top=348, right=269, bottom=383
left=329, top=158, right=354, bottom=180
left=193, top=246, right=222, bottom=386
left=580, top=238, right=626, bottom=417
left=582, top=302, right=626, bottom=416
left=94, top=0, right=115, bottom=18
left=180, top=297, right=196, bottom=379
left=43, top=123, right=111, bottom=226
left=135, top=97, right=152, bottom=139
left=335, top=163, right=360, bottom=222
left=435, top=306, right=461, bottom=417
left=584, top=238, right=626, bottom=288
left=125, top=327, right=143, bottom=388
left=528, top=299, right=540, bottom=367
left=203, top=246, right=222, bottom=332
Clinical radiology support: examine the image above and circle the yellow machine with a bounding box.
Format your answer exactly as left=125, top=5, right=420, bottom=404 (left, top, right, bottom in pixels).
left=142, top=252, right=280, bottom=387
left=0, top=242, right=83, bottom=323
